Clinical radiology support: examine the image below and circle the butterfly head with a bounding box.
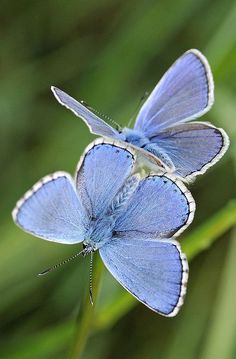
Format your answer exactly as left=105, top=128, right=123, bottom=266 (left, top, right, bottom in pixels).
left=81, top=242, right=96, bottom=256
left=122, top=127, right=149, bottom=147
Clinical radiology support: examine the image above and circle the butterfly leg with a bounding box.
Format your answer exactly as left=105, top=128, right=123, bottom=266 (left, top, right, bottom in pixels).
left=143, top=143, right=175, bottom=172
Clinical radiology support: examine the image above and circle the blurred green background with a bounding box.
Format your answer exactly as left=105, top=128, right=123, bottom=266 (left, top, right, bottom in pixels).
left=1, top=0, right=236, bottom=358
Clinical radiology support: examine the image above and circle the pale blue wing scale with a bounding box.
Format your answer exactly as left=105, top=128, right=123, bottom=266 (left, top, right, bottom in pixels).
left=51, top=86, right=120, bottom=138
left=76, top=141, right=136, bottom=219
left=134, top=49, right=214, bottom=136
left=100, top=237, right=188, bottom=316
left=12, top=172, right=88, bottom=244
left=151, top=122, right=229, bottom=179
left=114, top=175, right=195, bottom=237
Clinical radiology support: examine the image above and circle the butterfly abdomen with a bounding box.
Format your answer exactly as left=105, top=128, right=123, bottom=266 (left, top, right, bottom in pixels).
left=108, top=175, right=140, bottom=217
left=142, top=143, right=175, bottom=172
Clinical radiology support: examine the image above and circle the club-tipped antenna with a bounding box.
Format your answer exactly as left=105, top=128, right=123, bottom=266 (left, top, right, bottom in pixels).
left=81, top=100, right=122, bottom=132
left=38, top=248, right=85, bottom=276
left=89, top=251, right=94, bottom=305
left=127, top=91, right=149, bottom=128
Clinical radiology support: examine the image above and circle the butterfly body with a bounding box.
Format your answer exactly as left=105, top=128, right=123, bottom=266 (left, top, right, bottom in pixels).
left=83, top=216, right=114, bottom=250
left=84, top=173, right=140, bottom=249
left=119, top=127, right=175, bottom=172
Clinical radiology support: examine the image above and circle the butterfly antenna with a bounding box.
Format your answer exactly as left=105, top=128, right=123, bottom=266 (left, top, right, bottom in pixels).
left=89, top=251, right=94, bottom=305
left=38, top=248, right=85, bottom=276
left=127, top=91, right=149, bottom=128
left=81, top=100, right=122, bottom=132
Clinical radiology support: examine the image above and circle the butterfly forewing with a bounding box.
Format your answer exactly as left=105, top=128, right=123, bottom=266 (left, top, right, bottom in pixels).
left=76, top=139, right=136, bottom=219
left=12, top=172, right=87, bottom=244
left=134, top=49, right=214, bottom=136
left=51, top=86, right=120, bottom=138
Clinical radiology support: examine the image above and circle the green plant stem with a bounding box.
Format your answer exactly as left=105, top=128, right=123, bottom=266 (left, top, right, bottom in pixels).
left=68, top=255, right=104, bottom=359
left=200, top=228, right=236, bottom=359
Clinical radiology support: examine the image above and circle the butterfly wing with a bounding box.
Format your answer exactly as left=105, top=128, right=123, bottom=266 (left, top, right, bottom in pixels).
left=151, top=122, right=229, bottom=179
left=100, top=237, right=188, bottom=316
left=114, top=174, right=195, bottom=238
left=12, top=172, right=88, bottom=244
left=51, top=87, right=120, bottom=138
left=134, top=49, right=214, bottom=136
left=76, top=139, right=136, bottom=219
left=101, top=173, right=192, bottom=316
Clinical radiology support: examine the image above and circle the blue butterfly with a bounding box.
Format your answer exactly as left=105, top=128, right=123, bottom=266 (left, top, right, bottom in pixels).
left=12, top=139, right=195, bottom=316
left=52, top=49, right=229, bottom=181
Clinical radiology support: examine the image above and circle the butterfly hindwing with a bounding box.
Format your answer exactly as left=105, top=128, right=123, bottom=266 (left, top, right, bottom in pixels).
left=100, top=237, right=188, bottom=316
left=150, top=122, right=229, bottom=179
left=12, top=172, right=87, bottom=244
left=114, top=174, right=195, bottom=238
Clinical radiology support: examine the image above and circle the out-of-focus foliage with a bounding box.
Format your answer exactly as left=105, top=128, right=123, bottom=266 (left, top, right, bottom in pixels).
left=1, top=0, right=236, bottom=358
